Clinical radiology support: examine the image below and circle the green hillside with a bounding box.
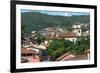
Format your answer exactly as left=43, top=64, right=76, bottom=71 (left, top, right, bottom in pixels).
left=21, top=12, right=90, bottom=35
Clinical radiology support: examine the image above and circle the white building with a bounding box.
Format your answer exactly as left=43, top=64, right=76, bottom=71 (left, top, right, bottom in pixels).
left=32, top=31, right=36, bottom=37
left=57, top=32, right=77, bottom=43
left=72, top=24, right=82, bottom=36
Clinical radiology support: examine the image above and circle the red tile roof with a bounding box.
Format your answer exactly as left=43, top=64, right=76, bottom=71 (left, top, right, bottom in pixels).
left=45, top=32, right=77, bottom=40
left=58, top=32, right=77, bottom=38
left=56, top=52, right=88, bottom=61
left=56, top=52, right=70, bottom=61
left=21, top=48, right=38, bottom=55
left=21, top=56, right=40, bottom=63
left=56, top=52, right=75, bottom=61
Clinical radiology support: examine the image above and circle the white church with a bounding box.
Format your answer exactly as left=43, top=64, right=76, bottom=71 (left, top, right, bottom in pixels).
left=43, top=23, right=83, bottom=44
left=31, top=23, right=85, bottom=45
left=61, top=23, right=82, bottom=42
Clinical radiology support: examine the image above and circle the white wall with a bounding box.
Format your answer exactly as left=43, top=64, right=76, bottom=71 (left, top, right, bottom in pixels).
left=0, top=0, right=99, bottom=73
left=65, top=38, right=77, bottom=42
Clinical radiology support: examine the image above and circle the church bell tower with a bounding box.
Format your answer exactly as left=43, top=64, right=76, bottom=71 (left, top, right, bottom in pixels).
left=72, top=23, right=82, bottom=36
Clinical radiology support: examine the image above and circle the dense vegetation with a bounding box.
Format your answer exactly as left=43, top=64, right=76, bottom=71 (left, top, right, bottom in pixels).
left=46, top=36, right=90, bottom=59
left=33, top=34, right=46, bottom=45
left=21, top=12, right=90, bottom=35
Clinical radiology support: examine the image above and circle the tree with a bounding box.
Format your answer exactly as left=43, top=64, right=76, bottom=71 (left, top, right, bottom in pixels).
left=64, top=40, right=73, bottom=48
left=22, top=12, right=90, bottom=35
left=52, top=48, right=65, bottom=58
left=46, top=39, right=73, bottom=59
left=79, top=36, right=90, bottom=48
left=21, top=24, right=27, bottom=34
left=46, top=36, right=90, bottom=59
left=66, top=36, right=90, bottom=54
left=34, top=34, right=46, bottom=44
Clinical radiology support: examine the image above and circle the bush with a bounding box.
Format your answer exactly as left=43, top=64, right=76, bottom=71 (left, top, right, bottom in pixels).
left=34, top=34, right=46, bottom=44
left=47, top=39, right=73, bottom=59
left=46, top=36, right=90, bottom=59
left=52, top=48, right=64, bottom=58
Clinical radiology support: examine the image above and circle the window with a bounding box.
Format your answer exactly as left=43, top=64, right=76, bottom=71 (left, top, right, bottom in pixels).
left=78, top=30, right=80, bottom=33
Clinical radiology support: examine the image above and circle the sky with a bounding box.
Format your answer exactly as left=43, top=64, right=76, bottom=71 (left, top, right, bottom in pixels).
left=21, top=9, right=90, bottom=17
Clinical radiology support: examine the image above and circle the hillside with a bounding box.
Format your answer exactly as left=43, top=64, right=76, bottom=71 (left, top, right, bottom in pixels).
left=21, top=12, right=90, bottom=35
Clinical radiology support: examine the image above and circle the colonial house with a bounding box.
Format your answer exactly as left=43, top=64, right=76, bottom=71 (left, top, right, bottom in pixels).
left=43, top=23, right=83, bottom=45
left=57, top=32, right=77, bottom=42
left=21, top=48, right=40, bottom=63
left=38, top=27, right=63, bottom=37
left=31, top=23, right=89, bottom=46
left=21, top=39, right=30, bottom=48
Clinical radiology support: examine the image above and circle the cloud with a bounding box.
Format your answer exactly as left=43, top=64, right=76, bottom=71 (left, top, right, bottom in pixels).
left=39, top=11, right=72, bottom=16
left=21, top=9, right=90, bottom=17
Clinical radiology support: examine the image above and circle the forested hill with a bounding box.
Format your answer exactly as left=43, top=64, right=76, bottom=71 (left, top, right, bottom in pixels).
left=21, top=12, right=90, bottom=35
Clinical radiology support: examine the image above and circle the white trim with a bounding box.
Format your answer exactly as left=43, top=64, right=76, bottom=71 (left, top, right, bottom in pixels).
left=16, top=4, right=95, bottom=69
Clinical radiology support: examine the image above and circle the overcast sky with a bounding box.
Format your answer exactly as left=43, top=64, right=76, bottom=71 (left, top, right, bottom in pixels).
left=21, top=9, right=90, bottom=17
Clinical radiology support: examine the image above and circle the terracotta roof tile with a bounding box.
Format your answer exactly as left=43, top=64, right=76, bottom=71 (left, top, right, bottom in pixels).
left=56, top=52, right=75, bottom=61
left=58, top=32, right=77, bottom=38
left=56, top=52, right=70, bottom=61
left=21, top=48, right=38, bottom=55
